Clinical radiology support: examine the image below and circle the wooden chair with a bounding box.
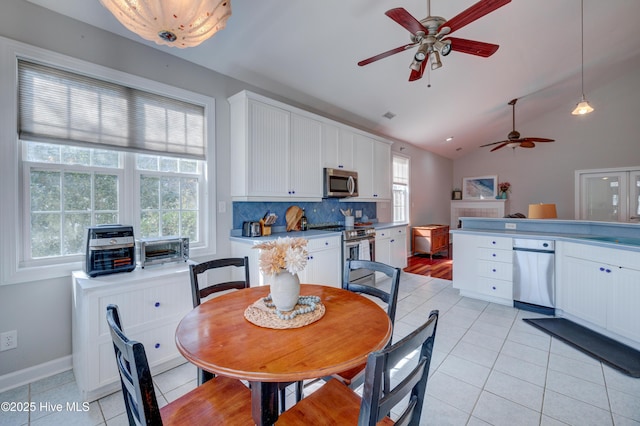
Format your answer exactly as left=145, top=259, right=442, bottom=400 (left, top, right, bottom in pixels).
left=276, top=310, right=439, bottom=426
left=190, top=256, right=299, bottom=410
left=105, top=304, right=253, bottom=426
left=190, top=256, right=250, bottom=385
left=330, top=259, right=402, bottom=390
left=190, top=257, right=250, bottom=308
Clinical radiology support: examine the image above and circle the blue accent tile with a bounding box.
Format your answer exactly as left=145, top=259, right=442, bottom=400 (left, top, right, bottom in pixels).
left=232, top=199, right=377, bottom=230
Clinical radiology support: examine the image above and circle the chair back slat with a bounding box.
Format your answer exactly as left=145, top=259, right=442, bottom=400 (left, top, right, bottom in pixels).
left=359, top=310, right=439, bottom=426
left=190, top=257, right=250, bottom=308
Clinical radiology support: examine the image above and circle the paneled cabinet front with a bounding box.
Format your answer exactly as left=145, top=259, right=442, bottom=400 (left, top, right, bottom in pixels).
left=72, top=267, right=192, bottom=402
left=298, top=236, right=342, bottom=287
left=229, top=91, right=322, bottom=201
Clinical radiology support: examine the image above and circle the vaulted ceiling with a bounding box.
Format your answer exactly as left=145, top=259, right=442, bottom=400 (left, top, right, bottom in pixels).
left=25, top=0, right=640, bottom=159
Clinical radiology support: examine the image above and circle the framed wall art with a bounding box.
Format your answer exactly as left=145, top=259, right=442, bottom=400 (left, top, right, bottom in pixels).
left=462, top=175, right=497, bottom=200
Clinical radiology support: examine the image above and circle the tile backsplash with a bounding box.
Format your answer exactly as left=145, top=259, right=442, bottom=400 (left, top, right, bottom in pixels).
left=232, top=199, right=377, bottom=230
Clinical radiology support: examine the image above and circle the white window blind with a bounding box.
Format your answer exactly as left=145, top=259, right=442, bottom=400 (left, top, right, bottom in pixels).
left=18, top=60, right=206, bottom=160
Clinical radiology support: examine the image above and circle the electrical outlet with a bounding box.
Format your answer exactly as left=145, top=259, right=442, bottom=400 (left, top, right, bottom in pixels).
left=355, top=210, right=362, bottom=219
left=0, top=330, right=17, bottom=351
left=505, top=223, right=517, bottom=230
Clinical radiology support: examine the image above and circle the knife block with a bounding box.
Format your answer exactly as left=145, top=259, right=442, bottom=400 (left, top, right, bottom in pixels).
left=260, top=219, right=272, bottom=236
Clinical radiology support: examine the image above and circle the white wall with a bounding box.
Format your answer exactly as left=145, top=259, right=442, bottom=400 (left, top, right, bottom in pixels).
left=453, top=55, right=640, bottom=219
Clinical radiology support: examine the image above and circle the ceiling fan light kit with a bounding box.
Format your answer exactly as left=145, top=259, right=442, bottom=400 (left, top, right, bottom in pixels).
left=99, top=0, right=231, bottom=48
left=572, top=0, right=594, bottom=115
left=358, top=0, right=511, bottom=82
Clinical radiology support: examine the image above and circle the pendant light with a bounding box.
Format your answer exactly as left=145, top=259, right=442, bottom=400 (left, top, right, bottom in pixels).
left=572, top=0, right=594, bottom=115
left=99, top=0, right=232, bottom=49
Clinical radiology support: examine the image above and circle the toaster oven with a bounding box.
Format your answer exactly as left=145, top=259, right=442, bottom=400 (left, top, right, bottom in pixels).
left=84, top=225, right=136, bottom=277
left=137, top=237, right=189, bottom=268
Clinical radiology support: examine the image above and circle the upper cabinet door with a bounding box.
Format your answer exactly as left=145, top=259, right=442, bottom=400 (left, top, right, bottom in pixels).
left=247, top=101, right=290, bottom=197
left=290, top=113, right=322, bottom=198
left=630, top=171, right=640, bottom=223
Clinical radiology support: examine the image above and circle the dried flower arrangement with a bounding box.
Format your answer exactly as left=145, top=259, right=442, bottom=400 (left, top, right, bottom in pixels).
left=253, top=237, right=308, bottom=275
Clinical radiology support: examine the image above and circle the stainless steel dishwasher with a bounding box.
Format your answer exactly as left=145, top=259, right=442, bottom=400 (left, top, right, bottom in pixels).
left=513, top=239, right=555, bottom=315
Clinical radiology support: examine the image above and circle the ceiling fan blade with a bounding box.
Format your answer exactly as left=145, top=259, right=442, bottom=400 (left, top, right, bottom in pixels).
left=521, top=137, right=555, bottom=143
left=520, top=141, right=535, bottom=148
left=479, top=139, right=508, bottom=147
left=385, top=8, right=429, bottom=36
left=447, top=37, right=500, bottom=57
left=358, top=43, right=418, bottom=66
left=490, top=142, right=509, bottom=152
left=439, top=0, right=511, bottom=34
left=408, top=57, right=429, bottom=81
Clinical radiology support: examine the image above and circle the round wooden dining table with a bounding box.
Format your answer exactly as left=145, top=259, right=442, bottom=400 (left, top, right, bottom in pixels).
left=175, top=284, right=392, bottom=426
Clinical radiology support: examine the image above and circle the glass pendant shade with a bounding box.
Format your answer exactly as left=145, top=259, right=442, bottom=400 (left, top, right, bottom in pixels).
left=572, top=98, right=595, bottom=115
left=99, top=0, right=232, bottom=48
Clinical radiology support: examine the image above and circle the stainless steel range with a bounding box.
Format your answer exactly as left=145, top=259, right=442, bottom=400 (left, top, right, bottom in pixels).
left=311, top=224, right=376, bottom=285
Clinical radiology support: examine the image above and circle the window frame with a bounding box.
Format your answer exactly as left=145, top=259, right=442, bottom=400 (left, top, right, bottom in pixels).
left=392, top=154, right=410, bottom=223
left=0, top=36, right=216, bottom=285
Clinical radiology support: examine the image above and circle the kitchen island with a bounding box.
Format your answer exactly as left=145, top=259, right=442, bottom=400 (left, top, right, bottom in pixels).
left=451, top=217, right=640, bottom=351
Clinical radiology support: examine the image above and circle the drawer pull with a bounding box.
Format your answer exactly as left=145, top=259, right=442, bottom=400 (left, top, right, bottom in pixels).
left=325, top=241, right=329, bottom=246
left=155, top=343, right=160, bottom=349
left=492, top=269, right=497, bottom=272
left=492, top=241, right=496, bottom=245
left=492, top=253, right=496, bottom=257
left=154, top=302, right=160, bottom=308
left=492, top=286, right=496, bottom=290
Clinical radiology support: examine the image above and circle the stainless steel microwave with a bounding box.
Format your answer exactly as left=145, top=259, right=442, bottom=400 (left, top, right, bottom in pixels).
left=323, top=168, right=358, bottom=198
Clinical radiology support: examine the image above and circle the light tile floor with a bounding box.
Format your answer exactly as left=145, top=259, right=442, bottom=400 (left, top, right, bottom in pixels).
left=1, top=273, right=639, bottom=425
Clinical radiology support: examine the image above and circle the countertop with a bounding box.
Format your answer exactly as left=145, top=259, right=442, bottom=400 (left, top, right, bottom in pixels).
left=229, top=221, right=409, bottom=244
left=451, top=217, right=640, bottom=253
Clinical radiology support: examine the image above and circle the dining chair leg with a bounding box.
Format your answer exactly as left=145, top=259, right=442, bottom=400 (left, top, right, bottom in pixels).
left=279, top=387, right=287, bottom=413
left=295, top=381, right=303, bottom=402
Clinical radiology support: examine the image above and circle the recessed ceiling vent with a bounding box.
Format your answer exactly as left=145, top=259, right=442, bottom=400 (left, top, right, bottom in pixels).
left=383, top=111, right=396, bottom=119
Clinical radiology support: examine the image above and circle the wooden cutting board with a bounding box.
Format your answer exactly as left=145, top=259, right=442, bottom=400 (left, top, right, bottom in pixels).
left=285, top=206, right=303, bottom=231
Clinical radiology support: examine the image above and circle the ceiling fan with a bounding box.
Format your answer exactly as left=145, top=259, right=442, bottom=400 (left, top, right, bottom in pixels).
left=358, top=0, right=511, bottom=82
left=480, top=98, right=555, bottom=152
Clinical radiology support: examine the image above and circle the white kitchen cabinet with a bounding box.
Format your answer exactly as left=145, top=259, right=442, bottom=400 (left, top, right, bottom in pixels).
left=231, top=235, right=342, bottom=288
left=351, top=134, right=392, bottom=201
left=72, top=265, right=192, bottom=401
left=229, top=91, right=322, bottom=201
left=298, top=235, right=342, bottom=287
left=452, top=234, right=513, bottom=305
left=375, top=226, right=407, bottom=276
left=558, top=242, right=640, bottom=344
left=322, top=123, right=354, bottom=171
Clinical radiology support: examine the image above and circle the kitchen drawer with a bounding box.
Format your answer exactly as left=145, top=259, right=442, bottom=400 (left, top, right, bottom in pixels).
left=476, top=236, right=512, bottom=250
left=97, top=282, right=191, bottom=337
left=477, top=247, right=512, bottom=263
left=307, top=236, right=341, bottom=251
left=97, top=323, right=180, bottom=387
left=477, top=259, right=513, bottom=281
left=477, top=276, right=513, bottom=300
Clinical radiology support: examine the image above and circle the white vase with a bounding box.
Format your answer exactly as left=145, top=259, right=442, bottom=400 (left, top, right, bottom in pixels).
left=270, top=271, right=300, bottom=311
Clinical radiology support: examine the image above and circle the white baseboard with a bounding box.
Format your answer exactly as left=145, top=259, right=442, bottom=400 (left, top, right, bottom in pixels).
left=0, top=355, right=72, bottom=394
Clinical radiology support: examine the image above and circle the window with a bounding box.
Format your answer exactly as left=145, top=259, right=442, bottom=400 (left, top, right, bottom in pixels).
left=1, top=39, right=215, bottom=284
left=22, top=142, right=204, bottom=262
left=392, top=155, right=410, bottom=222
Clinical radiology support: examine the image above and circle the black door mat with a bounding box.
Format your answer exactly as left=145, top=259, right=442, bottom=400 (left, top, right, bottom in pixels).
left=523, top=318, right=640, bottom=378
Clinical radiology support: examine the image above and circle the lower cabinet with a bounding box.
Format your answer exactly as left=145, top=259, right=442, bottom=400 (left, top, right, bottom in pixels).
left=375, top=226, right=407, bottom=270
left=453, top=233, right=513, bottom=305
left=558, top=242, right=640, bottom=345
left=72, top=265, right=193, bottom=401
left=298, top=236, right=342, bottom=287
left=231, top=235, right=342, bottom=288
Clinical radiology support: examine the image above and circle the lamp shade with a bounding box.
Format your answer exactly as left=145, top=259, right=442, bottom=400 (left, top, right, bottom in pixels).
left=528, top=204, right=557, bottom=219
left=99, top=0, right=232, bottom=48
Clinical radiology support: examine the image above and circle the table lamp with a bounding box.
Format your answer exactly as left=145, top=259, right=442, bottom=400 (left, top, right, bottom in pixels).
left=528, top=203, right=557, bottom=219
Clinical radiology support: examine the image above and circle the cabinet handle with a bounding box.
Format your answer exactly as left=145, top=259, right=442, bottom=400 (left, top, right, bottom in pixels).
left=154, top=302, right=160, bottom=308
left=598, top=267, right=612, bottom=273
left=390, top=239, right=395, bottom=243
left=325, top=241, right=329, bottom=245
left=155, top=343, right=160, bottom=349
left=492, top=286, right=496, bottom=290
left=492, top=269, right=496, bottom=272
left=492, top=253, right=496, bottom=257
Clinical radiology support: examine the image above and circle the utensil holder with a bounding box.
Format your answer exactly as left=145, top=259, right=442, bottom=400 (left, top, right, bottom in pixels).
left=345, top=216, right=354, bottom=227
